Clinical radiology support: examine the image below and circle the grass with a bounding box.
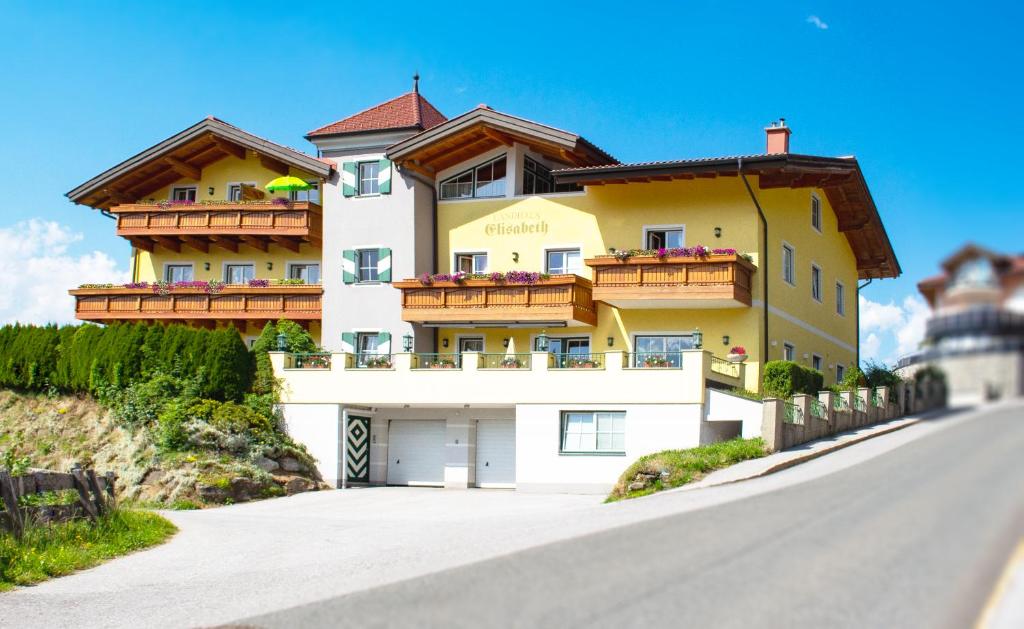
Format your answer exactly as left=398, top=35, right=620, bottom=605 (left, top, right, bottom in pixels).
left=0, top=509, right=177, bottom=591
left=607, top=437, right=767, bottom=502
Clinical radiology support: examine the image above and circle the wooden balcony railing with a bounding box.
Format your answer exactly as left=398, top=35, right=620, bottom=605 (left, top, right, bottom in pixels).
left=69, top=284, right=322, bottom=324
left=585, top=254, right=755, bottom=308
left=112, top=201, right=322, bottom=253
left=393, top=275, right=597, bottom=326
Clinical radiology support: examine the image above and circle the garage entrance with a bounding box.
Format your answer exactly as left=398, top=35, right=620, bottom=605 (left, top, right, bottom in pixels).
left=476, top=419, right=516, bottom=488
left=387, top=420, right=445, bottom=486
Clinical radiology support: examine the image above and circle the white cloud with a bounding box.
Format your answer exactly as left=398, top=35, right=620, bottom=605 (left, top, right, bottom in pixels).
left=454, top=86, right=467, bottom=94
left=807, top=15, right=829, bottom=30
left=859, top=294, right=931, bottom=366
left=0, top=220, right=128, bottom=325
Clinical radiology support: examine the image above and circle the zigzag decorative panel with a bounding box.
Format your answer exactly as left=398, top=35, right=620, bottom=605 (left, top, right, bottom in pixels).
left=346, top=416, right=370, bottom=483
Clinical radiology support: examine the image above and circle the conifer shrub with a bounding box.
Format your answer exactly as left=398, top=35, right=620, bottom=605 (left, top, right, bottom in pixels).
left=762, top=360, right=824, bottom=398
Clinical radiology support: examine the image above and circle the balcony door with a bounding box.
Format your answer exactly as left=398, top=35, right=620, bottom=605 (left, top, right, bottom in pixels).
left=539, top=336, right=590, bottom=367
left=165, top=264, right=193, bottom=282
left=225, top=264, right=255, bottom=284
left=289, top=263, right=320, bottom=284
left=634, top=334, right=694, bottom=367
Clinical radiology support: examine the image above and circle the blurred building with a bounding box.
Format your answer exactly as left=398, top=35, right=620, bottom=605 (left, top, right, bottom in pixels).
left=901, top=244, right=1024, bottom=404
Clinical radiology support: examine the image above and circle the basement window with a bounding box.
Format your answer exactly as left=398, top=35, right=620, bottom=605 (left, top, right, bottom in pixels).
left=561, top=411, right=625, bottom=454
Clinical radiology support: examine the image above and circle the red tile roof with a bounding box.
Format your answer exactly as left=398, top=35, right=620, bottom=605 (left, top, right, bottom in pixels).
left=307, top=91, right=447, bottom=138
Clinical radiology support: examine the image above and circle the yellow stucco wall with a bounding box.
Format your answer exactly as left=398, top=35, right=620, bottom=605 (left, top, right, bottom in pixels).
left=130, top=151, right=323, bottom=284
left=435, top=175, right=860, bottom=391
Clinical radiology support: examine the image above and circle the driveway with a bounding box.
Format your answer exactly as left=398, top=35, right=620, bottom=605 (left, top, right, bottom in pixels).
left=0, top=404, right=996, bottom=629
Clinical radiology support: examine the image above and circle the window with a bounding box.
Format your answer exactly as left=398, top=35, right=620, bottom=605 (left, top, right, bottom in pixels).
left=171, top=186, right=196, bottom=202
left=165, top=264, right=193, bottom=282
left=634, top=335, right=694, bottom=368
left=521, top=156, right=579, bottom=194
left=539, top=336, right=591, bottom=367
left=950, top=257, right=997, bottom=289
left=289, top=263, right=320, bottom=284
left=226, top=182, right=256, bottom=202
left=289, top=181, right=321, bottom=204
left=439, top=155, right=507, bottom=199
left=358, top=162, right=380, bottom=196
left=812, top=354, right=823, bottom=372
left=225, top=264, right=255, bottom=284
left=357, top=249, right=380, bottom=282
left=561, top=411, right=625, bottom=453
left=545, top=249, right=582, bottom=275
left=645, top=227, right=684, bottom=249
left=811, top=194, right=822, bottom=232
left=355, top=332, right=382, bottom=367
left=836, top=281, right=846, bottom=316
left=523, top=156, right=553, bottom=195
left=783, top=342, right=795, bottom=362
left=836, top=364, right=846, bottom=382
left=782, top=244, right=795, bottom=285
left=455, top=253, right=488, bottom=274
left=811, top=264, right=822, bottom=302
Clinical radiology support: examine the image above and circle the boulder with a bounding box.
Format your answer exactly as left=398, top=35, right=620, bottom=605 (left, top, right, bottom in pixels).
left=198, top=484, right=230, bottom=504
left=284, top=477, right=313, bottom=495
left=229, top=477, right=262, bottom=502
left=279, top=457, right=303, bottom=472
left=142, top=469, right=165, bottom=485
left=628, top=481, right=647, bottom=491
left=253, top=455, right=280, bottom=472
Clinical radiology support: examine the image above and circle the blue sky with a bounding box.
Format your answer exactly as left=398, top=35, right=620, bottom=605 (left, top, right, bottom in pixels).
left=0, top=1, right=1020, bottom=364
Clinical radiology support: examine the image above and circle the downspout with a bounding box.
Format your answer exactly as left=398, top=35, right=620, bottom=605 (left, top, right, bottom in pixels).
left=398, top=164, right=440, bottom=353
left=857, top=278, right=873, bottom=369
left=738, top=158, right=770, bottom=372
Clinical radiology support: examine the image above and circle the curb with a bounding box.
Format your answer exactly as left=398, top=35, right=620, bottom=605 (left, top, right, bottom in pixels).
left=758, top=418, right=922, bottom=476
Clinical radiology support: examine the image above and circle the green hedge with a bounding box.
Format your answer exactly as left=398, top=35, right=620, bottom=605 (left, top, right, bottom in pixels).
left=762, top=360, right=824, bottom=398
left=0, top=322, right=252, bottom=401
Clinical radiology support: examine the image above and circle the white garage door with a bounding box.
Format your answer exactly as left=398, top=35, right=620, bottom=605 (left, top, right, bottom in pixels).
left=476, top=419, right=516, bottom=488
left=387, top=420, right=445, bottom=486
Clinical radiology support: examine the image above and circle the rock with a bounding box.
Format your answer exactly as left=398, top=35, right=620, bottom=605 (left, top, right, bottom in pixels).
left=229, top=477, right=261, bottom=502
left=279, top=457, right=303, bottom=472
left=254, top=455, right=280, bottom=472
left=628, top=481, right=648, bottom=491
left=198, top=484, right=230, bottom=504
left=142, top=469, right=165, bottom=485
left=284, top=477, right=313, bottom=495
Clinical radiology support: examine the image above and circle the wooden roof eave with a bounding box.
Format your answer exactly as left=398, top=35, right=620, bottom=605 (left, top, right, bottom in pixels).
left=67, top=118, right=334, bottom=210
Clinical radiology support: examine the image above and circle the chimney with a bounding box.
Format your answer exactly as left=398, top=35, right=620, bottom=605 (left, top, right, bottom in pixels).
left=765, top=118, right=791, bottom=154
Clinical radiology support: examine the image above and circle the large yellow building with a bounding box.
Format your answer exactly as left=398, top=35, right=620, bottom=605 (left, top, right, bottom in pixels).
left=68, top=87, right=900, bottom=492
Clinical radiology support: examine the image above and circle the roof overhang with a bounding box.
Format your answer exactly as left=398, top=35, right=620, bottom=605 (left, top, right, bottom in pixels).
left=67, top=117, right=334, bottom=211
left=553, top=154, right=901, bottom=280
left=386, top=107, right=616, bottom=178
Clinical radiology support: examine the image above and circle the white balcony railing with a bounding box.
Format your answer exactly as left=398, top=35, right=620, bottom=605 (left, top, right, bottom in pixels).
left=271, top=350, right=744, bottom=407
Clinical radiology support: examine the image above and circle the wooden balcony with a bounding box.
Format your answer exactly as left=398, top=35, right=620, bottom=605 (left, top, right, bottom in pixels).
left=69, top=284, right=322, bottom=326
left=112, top=201, right=322, bottom=253
left=586, top=254, right=755, bottom=308
left=394, top=275, right=597, bottom=327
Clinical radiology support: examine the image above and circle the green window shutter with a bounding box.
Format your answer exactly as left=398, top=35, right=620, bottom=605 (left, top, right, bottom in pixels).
left=377, top=331, right=391, bottom=355
left=340, top=332, right=356, bottom=353
left=377, top=247, right=392, bottom=283
left=378, top=158, right=392, bottom=194
left=342, top=250, right=356, bottom=284
left=342, top=162, right=357, bottom=197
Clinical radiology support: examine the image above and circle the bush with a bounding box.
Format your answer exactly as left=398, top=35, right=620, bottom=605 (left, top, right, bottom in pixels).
left=840, top=366, right=867, bottom=391
left=0, top=322, right=253, bottom=401
left=863, top=361, right=902, bottom=388
left=762, top=360, right=824, bottom=398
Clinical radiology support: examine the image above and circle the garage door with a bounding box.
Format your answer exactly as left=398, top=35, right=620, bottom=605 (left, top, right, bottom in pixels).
left=476, top=419, right=515, bottom=488
left=387, top=420, right=445, bottom=486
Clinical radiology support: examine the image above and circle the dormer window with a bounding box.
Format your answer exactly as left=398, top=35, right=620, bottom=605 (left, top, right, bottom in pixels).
left=950, top=258, right=996, bottom=289
left=440, top=155, right=506, bottom=199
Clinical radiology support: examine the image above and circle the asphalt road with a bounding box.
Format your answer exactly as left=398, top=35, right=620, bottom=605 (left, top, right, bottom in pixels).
left=244, top=404, right=1024, bottom=629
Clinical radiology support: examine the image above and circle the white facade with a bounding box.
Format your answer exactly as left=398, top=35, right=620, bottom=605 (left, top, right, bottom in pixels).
left=273, top=351, right=755, bottom=492
left=311, top=131, right=436, bottom=353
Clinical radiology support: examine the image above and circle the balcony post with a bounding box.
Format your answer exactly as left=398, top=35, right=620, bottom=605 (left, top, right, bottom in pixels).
left=761, top=398, right=785, bottom=453
left=531, top=351, right=550, bottom=372
left=605, top=351, right=624, bottom=372
left=462, top=351, right=480, bottom=373
left=393, top=352, right=412, bottom=372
